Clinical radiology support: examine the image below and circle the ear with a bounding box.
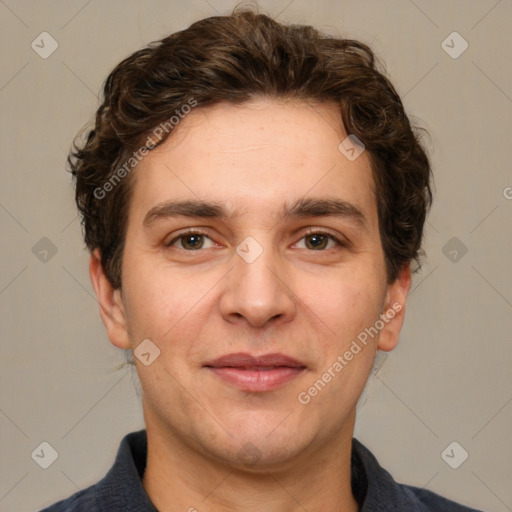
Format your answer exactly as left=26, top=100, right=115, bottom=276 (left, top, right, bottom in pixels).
left=89, top=249, right=131, bottom=350
left=377, top=264, right=411, bottom=352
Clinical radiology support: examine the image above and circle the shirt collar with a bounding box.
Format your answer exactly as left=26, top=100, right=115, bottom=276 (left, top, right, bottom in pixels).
left=351, top=438, right=423, bottom=511
left=98, top=430, right=423, bottom=511
left=96, top=429, right=157, bottom=511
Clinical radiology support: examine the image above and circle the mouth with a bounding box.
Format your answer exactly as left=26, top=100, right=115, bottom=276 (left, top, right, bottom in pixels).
left=203, top=352, right=307, bottom=392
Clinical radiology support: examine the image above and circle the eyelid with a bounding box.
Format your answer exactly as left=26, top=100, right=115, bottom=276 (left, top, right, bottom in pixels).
left=165, top=228, right=214, bottom=248
left=164, top=227, right=350, bottom=250
left=298, top=227, right=350, bottom=247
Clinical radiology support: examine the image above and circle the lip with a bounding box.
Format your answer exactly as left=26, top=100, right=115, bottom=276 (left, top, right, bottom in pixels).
left=204, top=352, right=307, bottom=392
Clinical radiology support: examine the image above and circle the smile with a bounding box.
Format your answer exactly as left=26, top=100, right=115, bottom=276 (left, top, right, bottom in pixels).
left=203, top=352, right=307, bottom=392
left=206, top=366, right=306, bottom=392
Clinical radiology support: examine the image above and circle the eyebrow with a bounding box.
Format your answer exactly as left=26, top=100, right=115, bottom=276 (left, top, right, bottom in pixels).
left=143, top=197, right=367, bottom=230
left=283, top=197, right=367, bottom=228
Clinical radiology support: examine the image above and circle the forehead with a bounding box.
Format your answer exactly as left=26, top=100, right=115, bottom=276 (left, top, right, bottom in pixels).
left=128, top=98, right=377, bottom=229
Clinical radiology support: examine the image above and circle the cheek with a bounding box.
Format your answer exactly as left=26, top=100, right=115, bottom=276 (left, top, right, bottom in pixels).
left=121, top=256, right=218, bottom=355
left=297, top=268, right=386, bottom=344
left=298, top=276, right=383, bottom=411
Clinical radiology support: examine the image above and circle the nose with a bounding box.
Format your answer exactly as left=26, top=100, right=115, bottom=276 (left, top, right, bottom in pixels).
left=218, top=243, right=296, bottom=328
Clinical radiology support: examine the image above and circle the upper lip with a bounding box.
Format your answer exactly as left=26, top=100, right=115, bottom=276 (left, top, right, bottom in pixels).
left=204, top=352, right=306, bottom=368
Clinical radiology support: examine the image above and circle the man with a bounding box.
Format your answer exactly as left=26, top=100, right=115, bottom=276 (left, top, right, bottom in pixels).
left=41, top=7, right=483, bottom=512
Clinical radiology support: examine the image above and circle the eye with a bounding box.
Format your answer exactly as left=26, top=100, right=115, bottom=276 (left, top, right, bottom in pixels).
left=166, top=230, right=216, bottom=250
left=295, top=231, right=343, bottom=250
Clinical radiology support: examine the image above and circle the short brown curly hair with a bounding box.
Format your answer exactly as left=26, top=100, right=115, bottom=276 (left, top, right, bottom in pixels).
left=69, top=7, right=432, bottom=289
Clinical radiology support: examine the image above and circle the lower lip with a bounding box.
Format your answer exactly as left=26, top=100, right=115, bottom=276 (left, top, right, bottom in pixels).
left=206, top=367, right=306, bottom=392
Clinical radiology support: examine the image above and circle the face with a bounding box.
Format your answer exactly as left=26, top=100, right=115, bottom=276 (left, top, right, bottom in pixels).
left=91, top=98, right=410, bottom=470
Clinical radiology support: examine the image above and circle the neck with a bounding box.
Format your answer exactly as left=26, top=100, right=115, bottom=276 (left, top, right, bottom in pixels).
left=141, top=410, right=360, bottom=512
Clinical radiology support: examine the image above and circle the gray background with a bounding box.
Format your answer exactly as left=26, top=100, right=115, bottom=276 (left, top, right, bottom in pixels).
left=1, top=1, right=511, bottom=511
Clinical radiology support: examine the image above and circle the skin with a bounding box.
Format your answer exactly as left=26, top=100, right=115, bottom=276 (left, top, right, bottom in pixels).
left=90, top=98, right=411, bottom=512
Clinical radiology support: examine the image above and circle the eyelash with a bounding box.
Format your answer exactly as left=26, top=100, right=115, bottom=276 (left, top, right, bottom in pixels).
left=165, top=228, right=346, bottom=250
left=165, top=229, right=214, bottom=249
left=301, top=228, right=346, bottom=248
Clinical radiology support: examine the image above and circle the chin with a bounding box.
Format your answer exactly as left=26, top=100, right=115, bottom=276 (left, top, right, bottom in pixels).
left=200, top=415, right=314, bottom=471
left=214, top=437, right=306, bottom=472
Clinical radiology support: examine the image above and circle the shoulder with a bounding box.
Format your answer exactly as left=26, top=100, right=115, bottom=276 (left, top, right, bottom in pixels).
left=400, top=484, right=485, bottom=511
left=352, top=438, right=485, bottom=512
left=38, top=484, right=99, bottom=511
left=37, top=430, right=154, bottom=512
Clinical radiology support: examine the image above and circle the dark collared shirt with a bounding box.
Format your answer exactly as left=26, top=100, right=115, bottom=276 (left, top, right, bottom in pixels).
left=39, top=429, right=483, bottom=511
